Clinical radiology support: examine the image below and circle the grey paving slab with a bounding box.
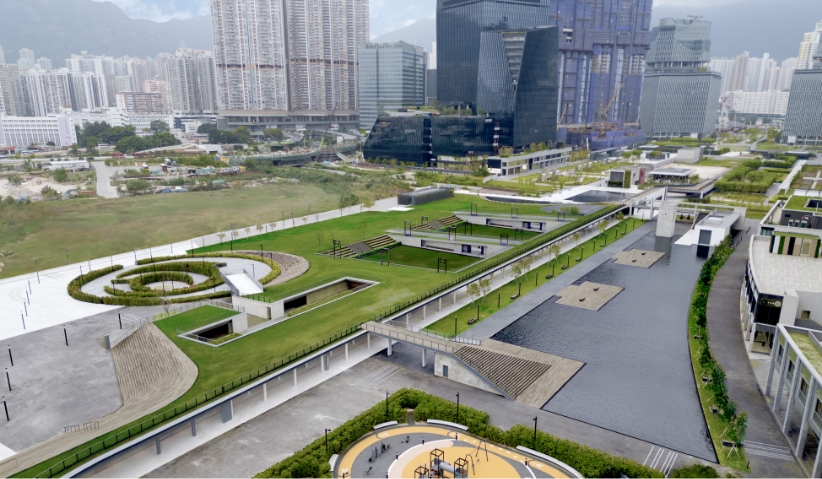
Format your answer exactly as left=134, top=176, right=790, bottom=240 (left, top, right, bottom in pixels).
left=706, top=222, right=805, bottom=478
left=464, top=220, right=655, bottom=341
left=491, top=226, right=715, bottom=461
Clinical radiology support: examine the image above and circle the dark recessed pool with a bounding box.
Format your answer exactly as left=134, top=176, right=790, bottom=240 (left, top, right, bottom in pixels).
left=566, top=190, right=635, bottom=203
left=491, top=231, right=715, bottom=461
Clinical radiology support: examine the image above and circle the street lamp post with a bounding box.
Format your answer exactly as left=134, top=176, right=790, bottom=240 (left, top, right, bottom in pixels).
left=456, top=393, right=460, bottom=423
left=385, top=391, right=390, bottom=418
left=325, top=428, right=331, bottom=454
left=533, top=417, right=538, bottom=447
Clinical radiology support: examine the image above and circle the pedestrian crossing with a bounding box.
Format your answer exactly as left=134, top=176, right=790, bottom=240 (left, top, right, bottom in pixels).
left=643, top=445, right=678, bottom=477
left=362, top=364, right=402, bottom=384
left=743, top=441, right=794, bottom=460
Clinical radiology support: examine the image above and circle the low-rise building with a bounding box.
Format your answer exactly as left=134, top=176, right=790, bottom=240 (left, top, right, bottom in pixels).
left=0, top=113, right=76, bottom=148
left=486, top=148, right=572, bottom=176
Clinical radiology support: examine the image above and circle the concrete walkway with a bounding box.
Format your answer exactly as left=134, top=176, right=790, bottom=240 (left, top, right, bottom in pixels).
left=91, top=162, right=121, bottom=199
left=706, top=223, right=805, bottom=477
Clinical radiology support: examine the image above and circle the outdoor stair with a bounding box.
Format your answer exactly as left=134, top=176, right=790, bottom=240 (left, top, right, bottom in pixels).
left=348, top=241, right=371, bottom=255
left=455, top=346, right=550, bottom=399
left=364, top=235, right=397, bottom=250
left=412, top=215, right=463, bottom=232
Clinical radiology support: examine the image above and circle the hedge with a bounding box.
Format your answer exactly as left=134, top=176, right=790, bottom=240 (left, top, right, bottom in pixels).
left=255, top=389, right=662, bottom=478
left=669, top=464, right=719, bottom=478
left=105, top=262, right=224, bottom=297
left=68, top=252, right=281, bottom=306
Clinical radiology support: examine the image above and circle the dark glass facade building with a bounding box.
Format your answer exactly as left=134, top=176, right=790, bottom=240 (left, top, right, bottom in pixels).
left=437, top=0, right=551, bottom=107
left=363, top=114, right=513, bottom=166
left=437, top=0, right=653, bottom=126
left=477, top=27, right=559, bottom=147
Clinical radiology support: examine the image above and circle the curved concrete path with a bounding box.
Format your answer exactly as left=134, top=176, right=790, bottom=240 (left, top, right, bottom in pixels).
left=706, top=223, right=805, bottom=477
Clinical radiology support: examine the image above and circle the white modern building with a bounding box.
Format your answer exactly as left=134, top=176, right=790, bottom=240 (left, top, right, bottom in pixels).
left=799, top=21, right=822, bottom=70
left=0, top=114, right=77, bottom=148
left=64, top=108, right=173, bottom=133
left=726, top=90, right=791, bottom=116
left=210, top=0, right=369, bottom=130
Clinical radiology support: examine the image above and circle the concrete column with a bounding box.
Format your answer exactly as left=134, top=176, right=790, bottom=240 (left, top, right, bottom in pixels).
left=796, top=378, right=816, bottom=456
left=191, top=419, right=196, bottom=437
left=293, top=368, right=298, bottom=387
left=783, top=363, right=802, bottom=434
left=345, top=343, right=349, bottom=360
left=439, top=298, right=442, bottom=311
left=263, top=382, right=268, bottom=402
left=774, top=350, right=791, bottom=413
left=367, top=333, right=371, bottom=350
left=423, top=304, right=427, bottom=320
left=453, top=292, right=457, bottom=304
left=422, top=348, right=427, bottom=367
left=387, top=340, right=393, bottom=356
left=156, top=437, right=161, bottom=454
left=767, top=329, right=781, bottom=395
left=813, top=434, right=822, bottom=478
left=406, top=314, right=410, bottom=328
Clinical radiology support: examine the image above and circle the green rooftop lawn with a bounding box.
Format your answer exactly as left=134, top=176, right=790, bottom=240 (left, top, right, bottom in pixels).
left=361, top=245, right=481, bottom=271
left=786, top=195, right=816, bottom=211
left=155, top=305, right=239, bottom=333
left=790, top=332, right=822, bottom=376
left=443, top=223, right=542, bottom=241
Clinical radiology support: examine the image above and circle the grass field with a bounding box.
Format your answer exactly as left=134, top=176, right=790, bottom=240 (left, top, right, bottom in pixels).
left=425, top=219, right=645, bottom=336
left=155, top=305, right=238, bottom=333
left=361, top=245, right=481, bottom=271
left=14, top=196, right=605, bottom=478
left=0, top=183, right=339, bottom=279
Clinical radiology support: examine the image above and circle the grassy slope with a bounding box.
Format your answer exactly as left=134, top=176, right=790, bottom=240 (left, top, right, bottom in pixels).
left=0, top=183, right=338, bottom=279
left=14, top=197, right=595, bottom=477
left=360, top=245, right=481, bottom=270
left=154, top=306, right=238, bottom=333
left=426, top=219, right=643, bottom=335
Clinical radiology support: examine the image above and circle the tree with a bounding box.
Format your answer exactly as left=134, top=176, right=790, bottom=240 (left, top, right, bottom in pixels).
left=116, top=136, right=147, bottom=154
left=467, top=282, right=482, bottom=307
left=315, top=230, right=326, bottom=252
left=597, top=219, right=610, bottom=246
left=264, top=127, right=285, bottom=143
left=573, top=233, right=583, bottom=261
left=125, top=179, right=151, bottom=195
left=256, top=224, right=263, bottom=236
left=233, top=126, right=252, bottom=144
left=69, top=144, right=80, bottom=156
left=549, top=243, right=561, bottom=276
left=52, top=168, right=68, bottom=183
left=217, top=232, right=226, bottom=243
left=244, top=158, right=258, bottom=170
left=479, top=276, right=492, bottom=303
left=729, top=412, right=748, bottom=446
left=41, top=185, right=60, bottom=199
left=46, top=141, right=56, bottom=147
left=7, top=174, right=22, bottom=185
left=512, top=258, right=532, bottom=296
left=150, top=120, right=170, bottom=133
left=197, top=123, right=220, bottom=135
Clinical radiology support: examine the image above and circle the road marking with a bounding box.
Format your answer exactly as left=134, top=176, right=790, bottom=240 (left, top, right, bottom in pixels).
left=363, top=364, right=402, bottom=384
left=743, top=441, right=794, bottom=460
left=643, top=445, right=655, bottom=466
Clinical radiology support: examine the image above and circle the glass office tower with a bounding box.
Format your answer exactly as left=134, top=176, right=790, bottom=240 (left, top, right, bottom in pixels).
left=476, top=27, right=559, bottom=147
left=436, top=0, right=550, bottom=108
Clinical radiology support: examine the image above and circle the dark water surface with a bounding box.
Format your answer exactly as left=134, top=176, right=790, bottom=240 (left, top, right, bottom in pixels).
left=566, top=190, right=635, bottom=202
left=492, top=232, right=716, bottom=461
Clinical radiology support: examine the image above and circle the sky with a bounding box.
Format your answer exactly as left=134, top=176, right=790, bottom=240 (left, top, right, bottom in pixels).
left=95, top=0, right=813, bottom=58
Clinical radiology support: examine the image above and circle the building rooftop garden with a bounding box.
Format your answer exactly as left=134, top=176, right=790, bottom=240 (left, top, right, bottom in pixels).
left=785, top=195, right=822, bottom=213
left=789, top=331, right=822, bottom=377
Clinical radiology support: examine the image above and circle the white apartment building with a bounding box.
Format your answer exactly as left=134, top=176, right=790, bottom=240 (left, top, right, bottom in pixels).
left=157, top=49, right=218, bottom=114
left=0, top=114, right=77, bottom=148
left=64, top=108, right=172, bottom=134
left=709, top=58, right=735, bottom=95
left=210, top=0, right=368, bottom=128
left=0, top=46, right=5, bottom=65
left=0, top=64, right=25, bottom=116
left=798, top=21, right=822, bottom=70
left=726, top=90, right=791, bottom=116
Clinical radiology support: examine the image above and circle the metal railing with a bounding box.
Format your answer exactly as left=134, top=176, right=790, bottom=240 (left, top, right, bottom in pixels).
left=63, top=422, right=99, bottom=435
left=362, top=323, right=458, bottom=354
left=34, top=324, right=363, bottom=478
left=384, top=319, right=481, bottom=346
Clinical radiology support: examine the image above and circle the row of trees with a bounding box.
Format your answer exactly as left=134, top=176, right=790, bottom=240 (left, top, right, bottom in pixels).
left=72, top=121, right=179, bottom=155
left=196, top=124, right=253, bottom=145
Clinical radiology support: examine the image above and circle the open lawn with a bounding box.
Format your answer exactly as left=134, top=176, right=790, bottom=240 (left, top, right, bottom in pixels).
left=14, top=196, right=610, bottom=477
left=0, top=183, right=339, bottom=279
left=155, top=305, right=238, bottom=333
left=360, top=245, right=481, bottom=271
left=425, top=219, right=644, bottom=336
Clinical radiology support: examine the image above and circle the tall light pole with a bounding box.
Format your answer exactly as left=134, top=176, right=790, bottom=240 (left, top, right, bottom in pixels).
left=455, top=393, right=460, bottom=423
left=533, top=417, right=538, bottom=447
left=325, top=428, right=331, bottom=454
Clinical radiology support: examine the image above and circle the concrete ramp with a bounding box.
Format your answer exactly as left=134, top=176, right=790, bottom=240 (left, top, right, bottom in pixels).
left=225, top=273, right=264, bottom=295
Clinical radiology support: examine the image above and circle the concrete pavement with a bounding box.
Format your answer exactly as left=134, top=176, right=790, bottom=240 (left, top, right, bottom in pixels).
left=91, top=162, right=121, bottom=199
left=706, top=222, right=805, bottom=477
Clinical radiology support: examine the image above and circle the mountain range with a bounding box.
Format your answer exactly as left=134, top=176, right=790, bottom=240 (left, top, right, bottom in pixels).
left=0, top=0, right=213, bottom=63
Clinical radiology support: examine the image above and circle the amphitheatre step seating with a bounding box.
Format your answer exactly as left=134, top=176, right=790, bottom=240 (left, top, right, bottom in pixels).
left=348, top=241, right=371, bottom=255
left=412, top=215, right=463, bottom=232
left=363, top=235, right=397, bottom=251
left=321, top=235, right=398, bottom=258
left=360, top=322, right=583, bottom=408
left=455, top=347, right=550, bottom=399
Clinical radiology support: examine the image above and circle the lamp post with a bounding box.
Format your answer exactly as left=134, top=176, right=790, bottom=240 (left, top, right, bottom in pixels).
left=325, top=428, right=331, bottom=454
left=533, top=417, right=538, bottom=447
left=385, top=391, right=390, bottom=418
left=455, top=393, right=460, bottom=423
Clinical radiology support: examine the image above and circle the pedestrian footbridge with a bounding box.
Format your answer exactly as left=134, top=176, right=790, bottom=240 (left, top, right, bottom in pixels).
left=361, top=322, right=583, bottom=408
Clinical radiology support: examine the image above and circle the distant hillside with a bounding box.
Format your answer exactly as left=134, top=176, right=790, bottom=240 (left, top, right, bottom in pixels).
left=372, top=18, right=436, bottom=53
left=0, top=0, right=213, bottom=63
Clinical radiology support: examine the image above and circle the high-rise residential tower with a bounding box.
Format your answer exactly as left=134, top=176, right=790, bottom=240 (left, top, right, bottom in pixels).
left=17, top=48, right=35, bottom=71
left=358, top=42, right=427, bottom=130
left=640, top=18, right=721, bottom=139
left=0, top=64, right=25, bottom=116
left=0, top=47, right=7, bottom=65
left=798, top=21, right=822, bottom=70
left=158, top=49, right=219, bottom=114
left=210, top=0, right=369, bottom=131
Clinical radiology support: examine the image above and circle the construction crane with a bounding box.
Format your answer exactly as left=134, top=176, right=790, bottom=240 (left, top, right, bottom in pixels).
left=597, top=84, right=623, bottom=138
left=558, top=103, right=569, bottom=125
left=319, top=102, right=339, bottom=150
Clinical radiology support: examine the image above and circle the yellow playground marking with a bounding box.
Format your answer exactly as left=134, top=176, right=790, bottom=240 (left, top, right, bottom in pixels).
left=337, top=425, right=571, bottom=478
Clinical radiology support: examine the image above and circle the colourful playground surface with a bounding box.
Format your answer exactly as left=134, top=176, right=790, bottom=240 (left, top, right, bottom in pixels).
left=335, top=424, right=582, bottom=479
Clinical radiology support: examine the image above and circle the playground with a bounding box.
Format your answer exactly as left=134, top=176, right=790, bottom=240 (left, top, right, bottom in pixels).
left=335, top=424, right=581, bottom=479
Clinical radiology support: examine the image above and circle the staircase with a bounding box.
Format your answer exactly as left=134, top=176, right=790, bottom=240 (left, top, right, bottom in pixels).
left=455, top=347, right=550, bottom=399
left=321, top=235, right=399, bottom=258
left=413, top=215, right=463, bottom=232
